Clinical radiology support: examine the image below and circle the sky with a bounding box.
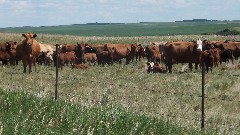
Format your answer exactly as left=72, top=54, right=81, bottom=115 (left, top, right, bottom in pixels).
left=0, top=0, right=239, bottom=28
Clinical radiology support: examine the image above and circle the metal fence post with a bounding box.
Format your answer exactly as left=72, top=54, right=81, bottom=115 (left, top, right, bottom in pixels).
left=201, top=62, right=205, bottom=129
left=55, top=44, right=59, bottom=100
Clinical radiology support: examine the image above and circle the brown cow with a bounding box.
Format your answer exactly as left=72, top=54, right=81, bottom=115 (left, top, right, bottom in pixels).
left=72, top=63, right=89, bottom=69
left=5, top=41, right=18, bottom=65
left=145, top=44, right=161, bottom=63
left=213, top=42, right=237, bottom=64
left=164, top=39, right=203, bottom=73
left=58, top=51, right=76, bottom=70
left=200, top=50, right=214, bottom=73
left=0, top=49, right=10, bottom=66
left=146, top=62, right=166, bottom=73
left=106, top=43, right=138, bottom=64
left=209, top=48, right=220, bottom=67
left=82, top=53, right=97, bottom=65
left=60, top=44, right=76, bottom=53
left=96, top=50, right=113, bottom=66
left=16, top=33, right=41, bottom=73
left=135, top=44, right=145, bottom=62
left=0, top=41, right=17, bottom=65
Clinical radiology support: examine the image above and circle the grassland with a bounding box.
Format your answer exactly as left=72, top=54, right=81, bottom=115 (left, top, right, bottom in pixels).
left=0, top=22, right=240, bottom=36
left=0, top=33, right=240, bottom=134
left=0, top=90, right=209, bottom=134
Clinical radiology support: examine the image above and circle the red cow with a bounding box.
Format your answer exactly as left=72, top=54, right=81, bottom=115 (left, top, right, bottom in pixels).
left=164, top=39, right=203, bottom=73
left=72, top=63, right=90, bottom=69
left=16, top=33, right=41, bottom=73
left=58, top=51, right=76, bottom=70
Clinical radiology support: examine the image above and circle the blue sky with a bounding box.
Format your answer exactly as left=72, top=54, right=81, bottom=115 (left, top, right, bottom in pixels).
left=0, top=0, right=239, bottom=27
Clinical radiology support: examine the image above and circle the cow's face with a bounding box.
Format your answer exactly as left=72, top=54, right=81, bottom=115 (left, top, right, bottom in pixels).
left=6, top=41, right=17, bottom=50
left=131, top=44, right=138, bottom=53
left=77, top=42, right=85, bottom=54
left=22, top=33, right=37, bottom=46
left=196, top=39, right=203, bottom=51
left=136, top=44, right=144, bottom=53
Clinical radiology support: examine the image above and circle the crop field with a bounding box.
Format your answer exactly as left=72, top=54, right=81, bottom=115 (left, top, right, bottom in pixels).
left=0, top=32, right=240, bottom=134
left=0, top=22, right=240, bottom=36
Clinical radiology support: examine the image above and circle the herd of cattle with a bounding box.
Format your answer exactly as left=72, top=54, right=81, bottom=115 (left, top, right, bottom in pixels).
left=0, top=32, right=240, bottom=73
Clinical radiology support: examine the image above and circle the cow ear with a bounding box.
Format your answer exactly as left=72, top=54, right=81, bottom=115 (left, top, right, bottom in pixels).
left=33, top=34, right=37, bottom=38
left=14, top=41, right=17, bottom=45
left=22, top=34, right=27, bottom=38
left=5, top=42, right=10, bottom=45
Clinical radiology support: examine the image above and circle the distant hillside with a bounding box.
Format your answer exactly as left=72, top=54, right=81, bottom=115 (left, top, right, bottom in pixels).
left=0, top=22, right=240, bottom=36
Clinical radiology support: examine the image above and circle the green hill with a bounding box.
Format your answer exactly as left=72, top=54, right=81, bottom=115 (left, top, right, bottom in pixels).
left=1, top=22, right=240, bottom=36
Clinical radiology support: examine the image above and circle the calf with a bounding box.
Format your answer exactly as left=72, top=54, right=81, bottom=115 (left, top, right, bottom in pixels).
left=209, top=48, right=220, bottom=67
left=72, top=63, right=90, bottom=69
left=58, top=51, right=76, bottom=70
left=82, top=53, right=97, bottom=65
left=147, top=62, right=166, bottom=73
left=200, top=50, right=214, bottom=73
left=97, top=51, right=112, bottom=66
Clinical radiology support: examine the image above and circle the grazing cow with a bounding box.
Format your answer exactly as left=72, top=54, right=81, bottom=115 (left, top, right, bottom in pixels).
left=92, top=44, right=107, bottom=53
left=16, top=33, right=41, bottom=73
left=60, top=44, right=77, bottom=53
left=0, top=41, right=18, bottom=65
left=72, top=63, right=90, bottom=69
left=135, top=44, right=146, bottom=62
left=96, top=50, right=113, bottom=66
left=164, top=39, right=203, bottom=73
left=36, top=51, right=46, bottom=65
left=145, top=43, right=161, bottom=63
left=39, top=43, right=55, bottom=65
left=84, top=44, right=98, bottom=53
left=5, top=41, right=18, bottom=65
left=82, top=44, right=112, bottom=66
left=58, top=51, right=76, bottom=70
left=82, top=53, right=97, bottom=65
left=106, top=43, right=138, bottom=64
left=211, top=42, right=240, bottom=64
left=209, top=48, right=220, bottom=67
left=200, top=50, right=214, bottom=73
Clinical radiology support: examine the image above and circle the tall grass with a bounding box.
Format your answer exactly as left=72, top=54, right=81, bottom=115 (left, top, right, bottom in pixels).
left=0, top=90, right=212, bottom=134
left=1, top=32, right=240, bottom=46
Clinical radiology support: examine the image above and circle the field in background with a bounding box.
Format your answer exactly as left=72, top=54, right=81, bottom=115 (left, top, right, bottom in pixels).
left=0, top=22, right=240, bottom=36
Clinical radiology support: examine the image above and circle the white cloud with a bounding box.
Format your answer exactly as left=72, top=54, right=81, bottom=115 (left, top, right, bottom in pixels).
left=0, top=0, right=6, bottom=4
left=0, top=0, right=239, bottom=27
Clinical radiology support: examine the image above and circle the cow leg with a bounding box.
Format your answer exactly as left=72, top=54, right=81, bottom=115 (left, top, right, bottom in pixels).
left=231, top=57, right=234, bottom=64
left=195, top=63, right=199, bottom=70
left=33, top=58, right=37, bottom=72
left=206, top=65, right=209, bottom=73
left=167, top=63, right=172, bottom=73
left=189, top=63, right=193, bottom=71
left=28, top=61, right=32, bottom=73
left=126, top=57, right=130, bottom=65
left=22, top=60, right=27, bottom=73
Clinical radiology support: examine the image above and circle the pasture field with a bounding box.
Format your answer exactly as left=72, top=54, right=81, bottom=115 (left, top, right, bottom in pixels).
left=0, top=21, right=240, bottom=36
left=0, top=33, right=240, bottom=134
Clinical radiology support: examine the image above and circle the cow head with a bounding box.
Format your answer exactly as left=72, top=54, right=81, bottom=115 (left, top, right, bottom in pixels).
left=5, top=41, right=17, bottom=51
left=22, top=33, right=37, bottom=46
left=196, top=39, right=203, bottom=51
